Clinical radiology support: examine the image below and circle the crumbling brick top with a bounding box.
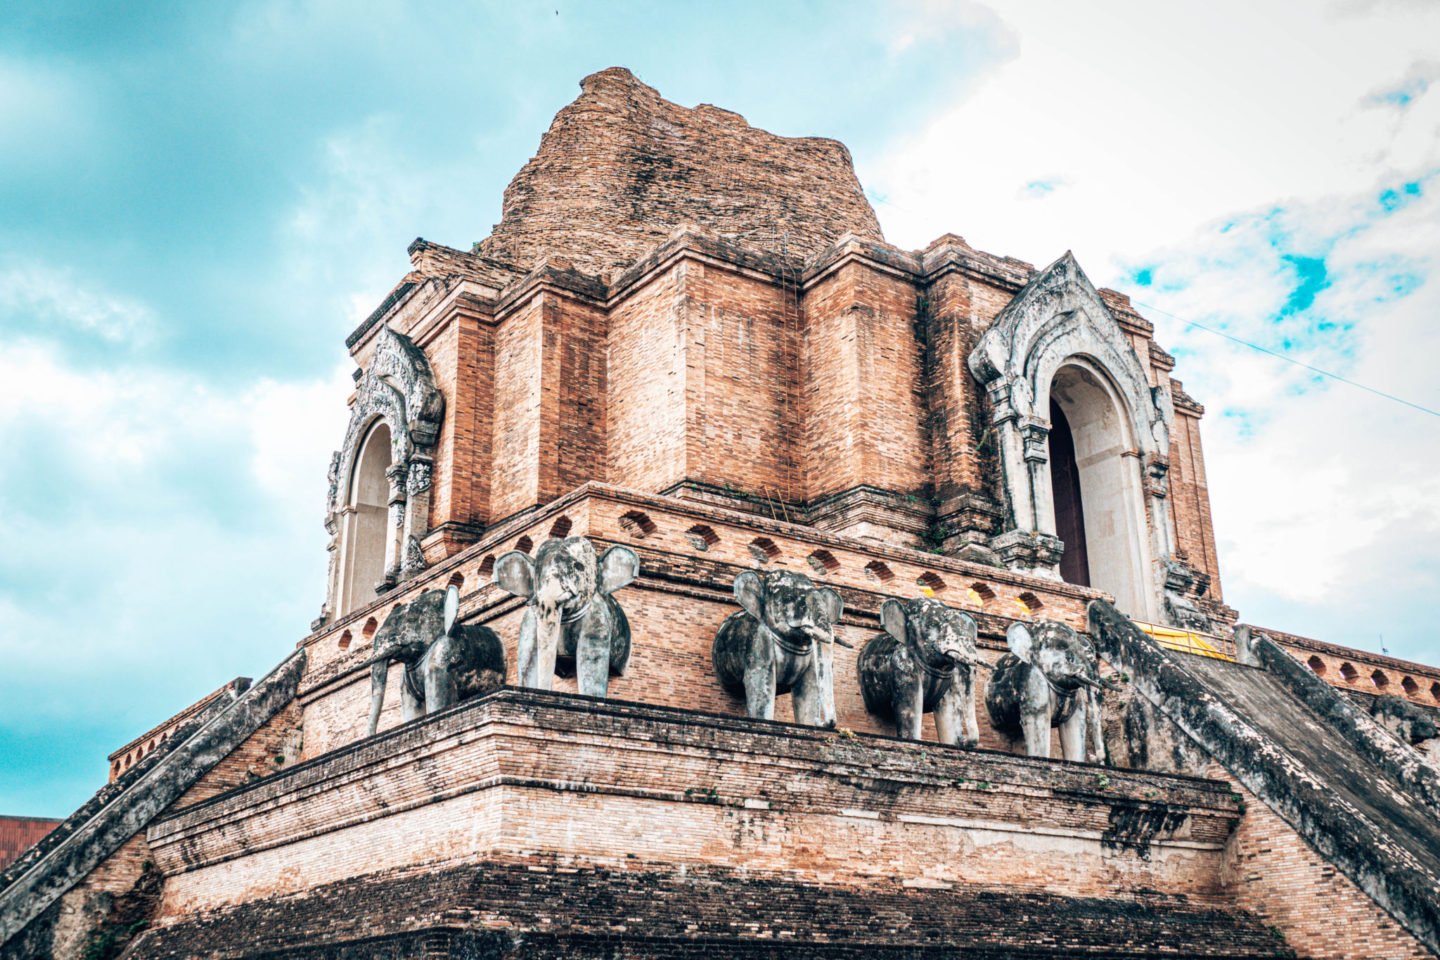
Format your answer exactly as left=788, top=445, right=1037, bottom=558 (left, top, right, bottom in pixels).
left=131, top=859, right=1294, bottom=959
left=473, top=67, right=885, bottom=278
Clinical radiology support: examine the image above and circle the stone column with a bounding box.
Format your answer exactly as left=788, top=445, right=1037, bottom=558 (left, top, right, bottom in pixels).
left=382, top=463, right=408, bottom=589
left=320, top=514, right=341, bottom=627
left=401, top=455, right=434, bottom=575
left=1020, top=417, right=1054, bottom=535
left=986, top=378, right=1064, bottom=578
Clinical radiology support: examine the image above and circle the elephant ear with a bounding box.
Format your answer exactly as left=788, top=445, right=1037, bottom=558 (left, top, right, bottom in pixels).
left=733, top=570, right=764, bottom=620
left=598, top=545, right=640, bottom=595
left=1006, top=622, right=1035, bottom=663
left=443, top=584, right=460, bottom=636
left=810, top=587, right=843, bottom=628
left=494, top=551, right=536, bottom=598
left=879, top=598, right=907, bottom=642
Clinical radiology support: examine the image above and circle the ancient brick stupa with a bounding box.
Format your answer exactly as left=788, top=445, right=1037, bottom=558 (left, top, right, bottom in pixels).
left=5, top=67, right=1440, bottom=960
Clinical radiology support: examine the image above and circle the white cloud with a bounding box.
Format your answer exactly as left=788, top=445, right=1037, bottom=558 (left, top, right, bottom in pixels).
left=0, top=259, right=156, bottom=345
left=867, top=0, right=1440, bottom=661
left=869, top=0, right=1440, bottom=265
left=246, top=370, right=356, bottom=520
left=0, top=337, right=351, bottom=688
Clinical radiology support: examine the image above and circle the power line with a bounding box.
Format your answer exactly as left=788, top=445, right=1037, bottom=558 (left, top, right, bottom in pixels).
left=1132, top=299, right=1440, bottom=420
left=867, top=196, right=1439, bottom=419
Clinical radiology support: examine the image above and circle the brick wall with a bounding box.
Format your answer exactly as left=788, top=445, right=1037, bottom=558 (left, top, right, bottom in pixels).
left=134, top=858, right=1294, bottom=960
left=607, top=263, right=688, bottom=493
left=1219, top=769, right=1431, bottom=959
left=1168, top=397, right=1225, bottom=606
left=686, top=263, right=799, bottom=500
left=801, top=260, right=929, bottom=503
left=0, top=818, right=58, bottom=871
left=489, top=296, right=544, bottom=518
left=422, top=307, right=494, bottom=549
left=542, top=294, right=608, bottom=504
left=149, top=691, right=1240, bottom=917
left=920, top=270, right=997, bottom=503
left=1267, top=627, right=1440, bottom=712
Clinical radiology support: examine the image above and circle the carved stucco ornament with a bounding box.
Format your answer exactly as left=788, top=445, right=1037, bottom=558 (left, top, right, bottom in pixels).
left=320, top=325, right=445, bottom=623
left=968, top=252, right=1196, bottom=626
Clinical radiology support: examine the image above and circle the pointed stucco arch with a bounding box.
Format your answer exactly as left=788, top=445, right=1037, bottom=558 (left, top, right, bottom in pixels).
left=969, top=252, right=1180, bottom=624
left=322, top=326, right=445, bottom=622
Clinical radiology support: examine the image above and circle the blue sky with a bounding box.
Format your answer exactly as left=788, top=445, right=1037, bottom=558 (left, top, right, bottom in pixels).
left=2, top=1, right=1438, bottom=816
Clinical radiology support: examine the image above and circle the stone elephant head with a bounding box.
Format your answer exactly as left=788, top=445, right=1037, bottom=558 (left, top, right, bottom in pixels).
left=858, top=596, right=984, bottom=745
left=712, top=570, right=849, bottom=727
left=495, top=536, right=639, bottom=699
left=366, top=585, right=506, bottom=736
left=985, top=619, right=1107, bottom=761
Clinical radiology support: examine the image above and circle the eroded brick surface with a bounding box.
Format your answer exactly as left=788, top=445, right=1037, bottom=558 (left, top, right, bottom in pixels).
left=132, top=859, right=1293, bottom=960
left=474, top=68, right=882, bottom=278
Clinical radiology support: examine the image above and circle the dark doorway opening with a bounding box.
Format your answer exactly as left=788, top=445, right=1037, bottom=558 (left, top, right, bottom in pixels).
left=1049, top=399, right=1090, bottom=586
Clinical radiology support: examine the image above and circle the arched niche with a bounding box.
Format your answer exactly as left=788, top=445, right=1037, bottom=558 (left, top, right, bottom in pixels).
left=321, top=326, right=444, bottom=624
left=337, top=420, right=393, bottom=616
left=1049, top=361, right=1154, bottom=618
left=969, top=252, right=1180, bottom=625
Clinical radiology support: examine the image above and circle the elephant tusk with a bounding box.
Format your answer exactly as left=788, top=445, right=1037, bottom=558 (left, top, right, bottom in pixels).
left=831, top=634, right=854, bottom=649
left=968, top=658, right=995, bottom=672
left=1074, top=674, right=1106, bottom=690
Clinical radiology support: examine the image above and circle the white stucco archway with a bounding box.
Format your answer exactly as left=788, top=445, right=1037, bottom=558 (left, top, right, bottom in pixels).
left=321, top=325, right=445, bottom=624
left=968, top=252, right=1182, bottom=625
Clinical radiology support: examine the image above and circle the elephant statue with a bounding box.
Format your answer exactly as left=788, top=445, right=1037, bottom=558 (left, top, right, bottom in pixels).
left=712, top=570, right=849, bottom=727
left=985, top=619, right=1108, bottom=761
left=494, top=536, right=639, bottom=698
left=857, top=597, right=986, bottom=746
left=1075, top=630, right=1107, bottom=762
left=366, top=585, right=506, bottom=736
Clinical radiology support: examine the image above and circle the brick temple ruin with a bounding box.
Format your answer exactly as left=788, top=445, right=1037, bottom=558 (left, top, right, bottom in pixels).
left=4, top=67, right=1440, bottom=960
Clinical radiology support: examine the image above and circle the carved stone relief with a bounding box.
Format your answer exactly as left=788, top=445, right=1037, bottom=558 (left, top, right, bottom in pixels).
left=320, top=325, right=445, bottom=623
left=985, top=619, right=1109, bottom=762
left=494, top=537, right=639, bottom=699
left=712, top=570, right=848, bottom=728
left=968, top=252, right=1195, bottom=626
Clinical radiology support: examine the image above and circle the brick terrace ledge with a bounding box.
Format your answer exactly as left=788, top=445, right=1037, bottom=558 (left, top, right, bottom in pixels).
left=145, top=688, right=1243, bottom=918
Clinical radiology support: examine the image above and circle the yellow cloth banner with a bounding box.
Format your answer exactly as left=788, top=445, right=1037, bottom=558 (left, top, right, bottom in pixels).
left=1132, top=620, right=1233, bottom=661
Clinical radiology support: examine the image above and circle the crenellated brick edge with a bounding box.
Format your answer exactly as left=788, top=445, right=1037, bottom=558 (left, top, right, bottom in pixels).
left=1254, top=634, right=1440, bottom=818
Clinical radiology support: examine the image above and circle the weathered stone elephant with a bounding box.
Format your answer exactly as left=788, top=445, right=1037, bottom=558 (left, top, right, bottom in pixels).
left=857, top=597, right=985, bottom=746
left=494, top=536, right=639, bottom=698
left=366, top=585, right=506, bottom=736
left=712, top=570, right=850, bottom=727
left=985, top=619, right=1108, bottom=761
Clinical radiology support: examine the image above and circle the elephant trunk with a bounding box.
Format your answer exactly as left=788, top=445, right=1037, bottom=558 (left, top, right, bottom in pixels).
left=936, top=641, right=990, bottom=671
left=532, top=573, right=568, bottom=677
left=367, top=659, right=388, bottom=736
left=802, top=622, right=851, bottom=648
